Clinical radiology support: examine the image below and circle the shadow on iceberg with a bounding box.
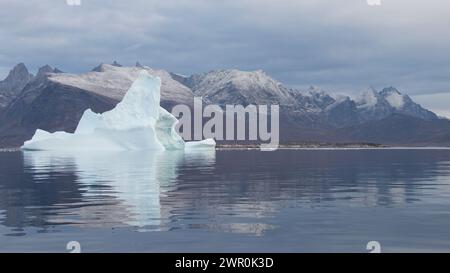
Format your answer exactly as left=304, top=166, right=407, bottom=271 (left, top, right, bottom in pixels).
left=21, top=71, right=215, bottom=151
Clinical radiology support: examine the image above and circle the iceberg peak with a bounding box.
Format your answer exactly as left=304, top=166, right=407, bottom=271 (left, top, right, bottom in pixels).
left=22, top=71, right=214, bottom=151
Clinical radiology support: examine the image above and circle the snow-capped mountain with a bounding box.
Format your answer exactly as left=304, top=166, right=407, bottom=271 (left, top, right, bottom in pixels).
left=0, top=62, right=447, bottom=148
left=177, top=69, right=295, bottom=106
left=0, top=63, right=34, bottom=108
left=290, top=86, right=336, bottom=114
left=171, top=69, right=437, bottom=128
left=356, top=87, right=437, bottom=122
left=173, top=70, right=343, bottom=126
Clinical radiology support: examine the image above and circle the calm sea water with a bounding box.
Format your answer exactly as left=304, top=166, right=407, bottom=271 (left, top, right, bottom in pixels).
left=1, top=149, right=450, bottom=252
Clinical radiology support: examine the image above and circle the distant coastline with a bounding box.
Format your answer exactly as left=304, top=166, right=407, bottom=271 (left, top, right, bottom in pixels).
left=7, top=143, right=450, bottom=152
left=216, top=142, right=384, bottom=149
left=216, top=143, right=450, bottom=150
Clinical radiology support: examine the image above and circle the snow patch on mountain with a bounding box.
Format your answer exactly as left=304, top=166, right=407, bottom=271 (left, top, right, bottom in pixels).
left=49, top=64, right=194, bottom=105
left=385, top=92, right=405, bottom=109
left=185, top=69, right=294, bottom=105
left=357, top=88, right=378, bottom=109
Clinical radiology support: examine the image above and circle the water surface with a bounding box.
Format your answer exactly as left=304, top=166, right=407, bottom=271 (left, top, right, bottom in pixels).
left=1, top=149, right=450, bottom=252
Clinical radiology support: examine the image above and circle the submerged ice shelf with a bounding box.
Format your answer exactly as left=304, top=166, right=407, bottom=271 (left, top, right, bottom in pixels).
left=22, top=71, right=215, bottom=151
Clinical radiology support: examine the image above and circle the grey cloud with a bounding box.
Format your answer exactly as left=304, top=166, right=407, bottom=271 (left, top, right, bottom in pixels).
left=1, top=0, right=450, bottom=96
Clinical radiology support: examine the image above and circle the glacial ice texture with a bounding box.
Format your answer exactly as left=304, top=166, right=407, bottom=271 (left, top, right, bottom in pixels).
left=22, top=71, right=214, bottom=151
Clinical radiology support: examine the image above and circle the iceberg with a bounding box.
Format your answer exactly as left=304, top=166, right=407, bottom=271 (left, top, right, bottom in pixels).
left=22, top=71, right=215, bottom=151
left=185, top=138, right=217, bottom=150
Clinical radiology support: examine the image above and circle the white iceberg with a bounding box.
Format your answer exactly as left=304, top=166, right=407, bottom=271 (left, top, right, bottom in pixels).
left=22, top=71, right=215, bottom=151
left=185, top=138, right=217, bottom=150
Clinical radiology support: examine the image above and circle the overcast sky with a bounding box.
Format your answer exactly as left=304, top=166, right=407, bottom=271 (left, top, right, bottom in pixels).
left=1, top=0, right=450, bottom=114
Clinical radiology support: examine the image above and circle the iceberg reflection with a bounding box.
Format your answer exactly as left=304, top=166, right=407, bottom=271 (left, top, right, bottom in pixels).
left=23, top=149, right=216, bottom=229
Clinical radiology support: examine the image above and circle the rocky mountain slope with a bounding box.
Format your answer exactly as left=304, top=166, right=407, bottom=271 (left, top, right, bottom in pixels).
left=0, top=62, right=448, bottom=148
left=331, top=114, right=450, bottom=146
left=0, top=63, right=34, bottom=109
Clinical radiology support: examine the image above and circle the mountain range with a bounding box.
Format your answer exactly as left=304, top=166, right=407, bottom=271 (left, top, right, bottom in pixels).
left=1, top=62, right=450, bottom=148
